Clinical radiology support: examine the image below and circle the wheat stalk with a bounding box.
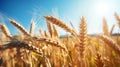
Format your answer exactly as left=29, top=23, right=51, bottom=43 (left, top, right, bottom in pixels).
left=70, top=21, right=76, bottom=33
left=9, top=19, right=31, bottom=37
left=0, top=24, right=12, bottom=39
left=98, top=35, right=120, bottom=56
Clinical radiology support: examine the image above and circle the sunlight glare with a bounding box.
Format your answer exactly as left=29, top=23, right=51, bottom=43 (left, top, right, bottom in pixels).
left=93, top=2, right=112, bottom=17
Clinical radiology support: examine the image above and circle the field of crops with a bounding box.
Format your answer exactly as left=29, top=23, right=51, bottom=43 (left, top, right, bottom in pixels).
left=0, top=12, right=120, bottom=67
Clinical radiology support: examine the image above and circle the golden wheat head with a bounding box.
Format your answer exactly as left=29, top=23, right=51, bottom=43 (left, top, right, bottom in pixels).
left=34, top=37, right=67, bottom=52
left=98, top=35, right=120, bottom=56
left=44, top=16, right=75, bottom=35
left=79, top=16, right=87, bottom=58
left=103, top=18, right=109, bottom=36
left=0, top=24, right=12, bottom=39
left=0, top=41, right=43, bottom=56
left=9, top=19, right=31, bottom=37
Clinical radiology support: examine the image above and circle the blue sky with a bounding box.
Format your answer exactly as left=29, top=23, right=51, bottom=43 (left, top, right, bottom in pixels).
left=0, top=0, right=120, bottom=35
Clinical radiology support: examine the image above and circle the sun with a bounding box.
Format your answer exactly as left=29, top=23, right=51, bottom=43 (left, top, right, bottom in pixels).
left=93, top=1, right=112, bottom=17
left=96, top=3, right=109, bottom=14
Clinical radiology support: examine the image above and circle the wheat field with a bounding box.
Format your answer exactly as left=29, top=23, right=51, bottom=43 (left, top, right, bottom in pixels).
left=0, top=12, right=120, bottom=67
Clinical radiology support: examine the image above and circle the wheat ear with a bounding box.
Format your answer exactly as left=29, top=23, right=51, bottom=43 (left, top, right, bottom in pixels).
left=103, top=18, right=109, bottom=36
left=0, top=41, right=43, bottom=55
left=9, top=19, right=31, bottom=36
left=94, top=53, right=104, bottom=67
left=98, top=35, right=120, bottom=56
left=34, top=37, right=67, bottom=52
left=79, top=16, right=87, bottom=58
left=0, top=24, right=12, bottom=39
left=44, top=16, right=75, bottom=35
left=29, top=21, right=35, bottom=36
